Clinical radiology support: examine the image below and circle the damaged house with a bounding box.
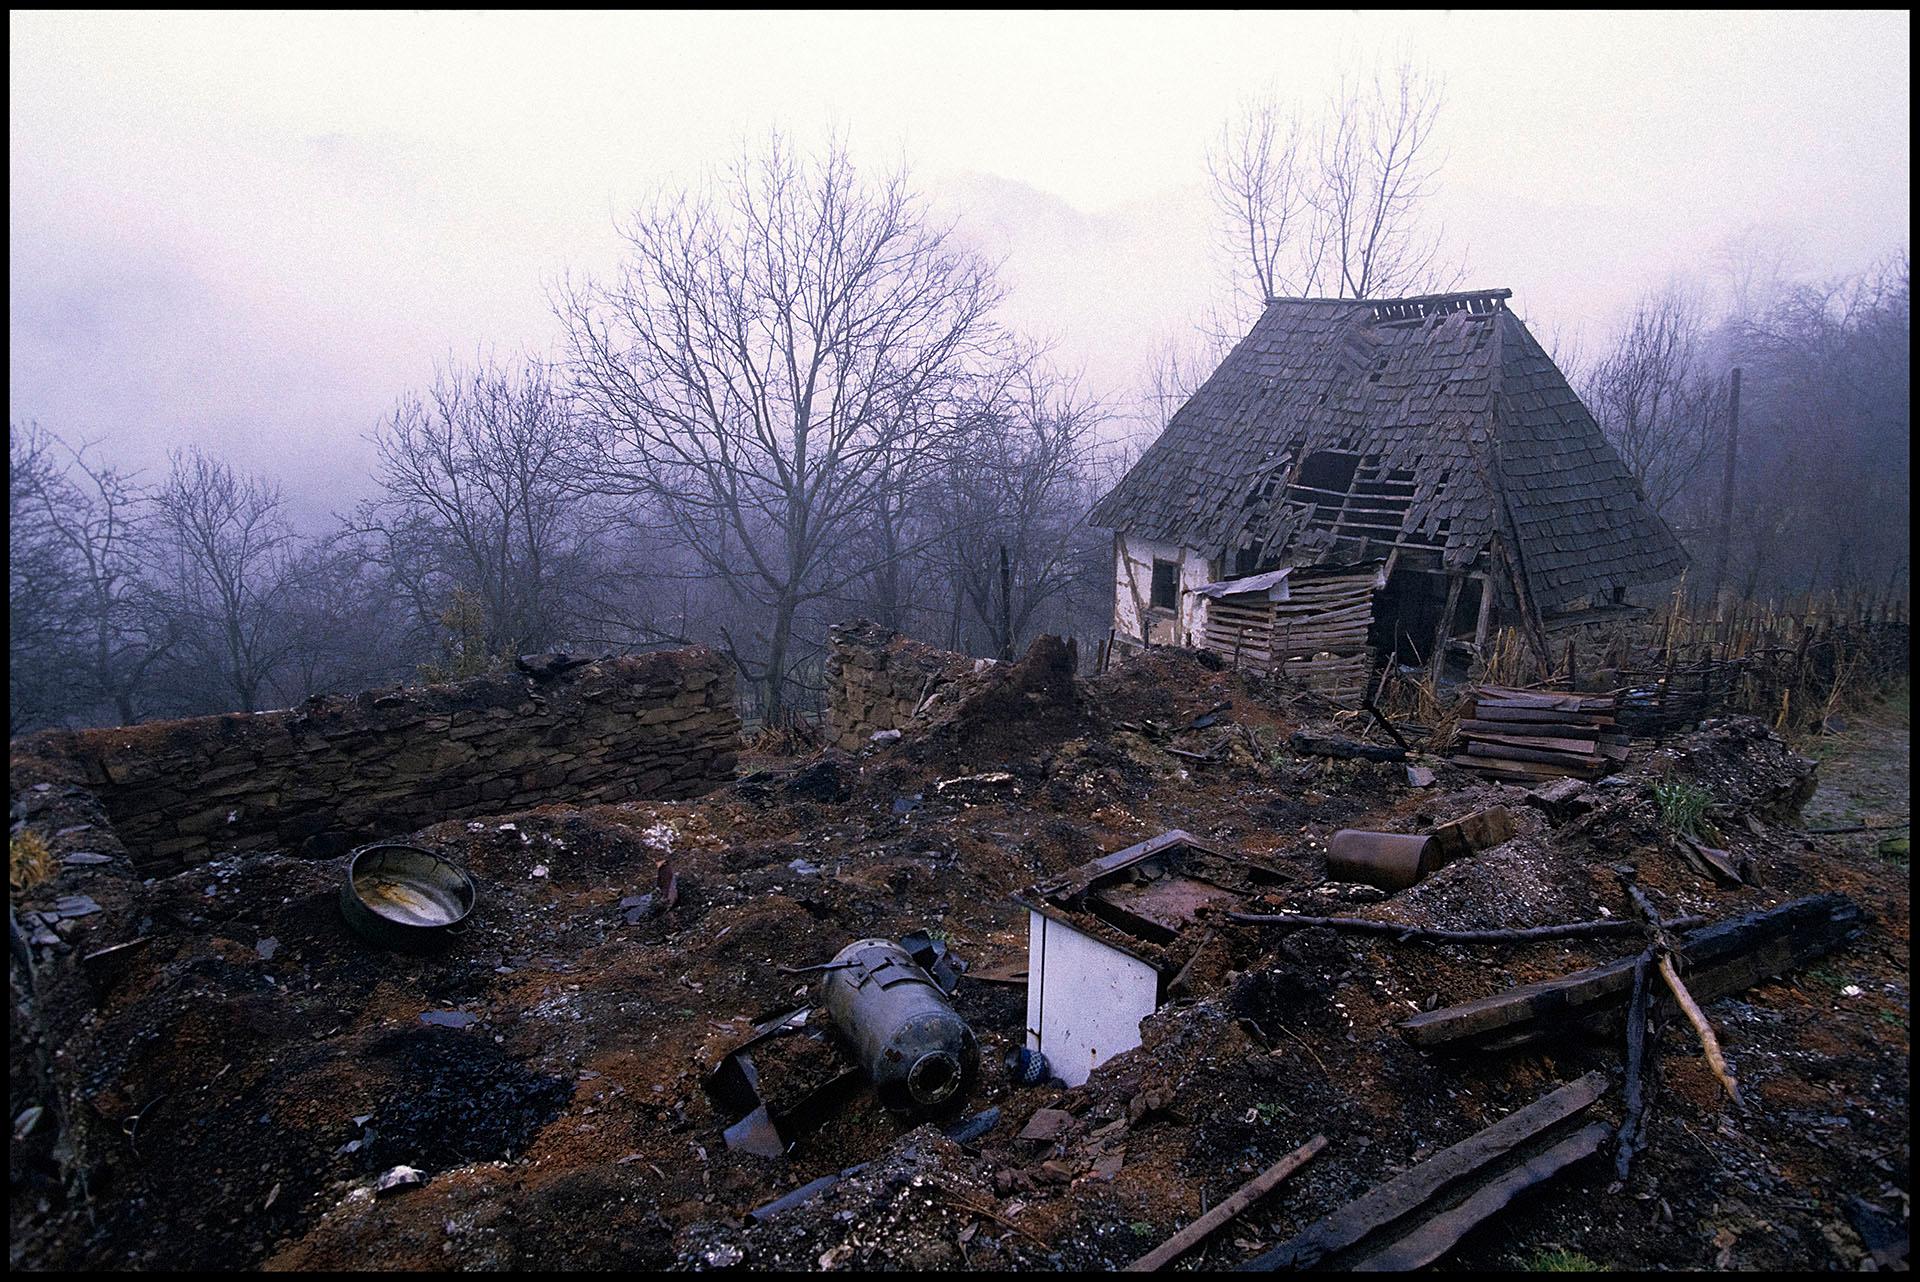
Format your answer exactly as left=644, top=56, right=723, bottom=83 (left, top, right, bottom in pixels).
left=1090, top=290, right=1688, bottom=692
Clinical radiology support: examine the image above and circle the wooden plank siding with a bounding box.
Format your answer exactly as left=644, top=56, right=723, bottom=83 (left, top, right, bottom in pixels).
left=1198, top=567, right=1382, bottom=703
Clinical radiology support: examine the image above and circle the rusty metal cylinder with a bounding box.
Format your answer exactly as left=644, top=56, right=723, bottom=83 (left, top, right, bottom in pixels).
left=818, top=938, right=979, bottom=1115
left=1325, top=829, right=1440, bottom=891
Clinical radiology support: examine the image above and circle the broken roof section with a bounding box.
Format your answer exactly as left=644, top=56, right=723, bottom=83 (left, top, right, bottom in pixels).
left=1089, top=290, right=1689, bottom=616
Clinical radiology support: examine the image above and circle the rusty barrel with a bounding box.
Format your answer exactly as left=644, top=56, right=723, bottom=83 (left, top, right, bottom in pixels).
left=1325, top=829, right=1439, bottom=891
left=818, top=938, right=978, bottom=1115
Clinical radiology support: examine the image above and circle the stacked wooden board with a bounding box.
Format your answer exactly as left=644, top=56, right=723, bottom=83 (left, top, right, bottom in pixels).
left=1197, top=565, right=1382, bottom=704
left=1269, top=567, right=1381, bottom=702
left=1451, top=685, right=1629, bottom=782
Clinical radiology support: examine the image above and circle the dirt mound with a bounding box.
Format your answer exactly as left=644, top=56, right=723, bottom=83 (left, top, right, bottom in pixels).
left=1661, top=715, right=1820, bottom=819
left=914, top=635, right=1088, bottom=766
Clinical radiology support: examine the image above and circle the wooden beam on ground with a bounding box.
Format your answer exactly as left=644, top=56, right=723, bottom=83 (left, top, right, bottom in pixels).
left=1428, top=805, right=1517, bottom=864
left=1290, top=732, right=1407, bottom=763
left=1124, top=1134, right=1327, bottom=1271
left=1351, top=1122, right=1613, bottom=1270
left=1242, top=1072, right=1610, bottom=1271
left=1398, top=894, right=1863, bottom=1052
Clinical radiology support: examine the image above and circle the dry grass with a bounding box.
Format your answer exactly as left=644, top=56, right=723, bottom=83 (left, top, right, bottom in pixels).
left=1477, top=625, right=1534, bottom=689
left=744, top=712, right=824, bottom=756
left=10, top=829, right=56, bottom=895
left=1373, top=666, right=1467, bottom=752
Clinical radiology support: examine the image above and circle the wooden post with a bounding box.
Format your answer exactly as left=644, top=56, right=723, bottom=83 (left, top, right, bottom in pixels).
left=1429, top=573, right=1465, bottom=681
left=1656, top=642, right=1676, bottom=740
left=998, top=544, right=1014, bottom=661
left=1712, top=364, right=1743, bottom=606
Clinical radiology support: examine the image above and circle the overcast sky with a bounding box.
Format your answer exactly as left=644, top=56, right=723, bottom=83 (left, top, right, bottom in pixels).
left=10, top=10, right=1910, bottom=525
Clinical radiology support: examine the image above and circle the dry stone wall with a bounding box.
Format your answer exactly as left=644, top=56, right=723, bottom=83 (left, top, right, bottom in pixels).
left=11, top=648, right=739, bottom=875
left=824, top=619, right=982, bottom=751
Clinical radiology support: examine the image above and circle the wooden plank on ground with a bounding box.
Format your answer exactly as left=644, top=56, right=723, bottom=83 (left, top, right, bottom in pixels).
left=1399, top=895, right=1863, bottom=1051
left=1349, top=1122, right=1612, bottom=1270
left=1449, top=755, right=1585, bottom=778
left=1244, top=1073, right=1609, bottom=1271
left=1465, top=731, right=1601, bottom=755
left=1466, top=742, right=1604, bottom=769
left=1124, top=1135, right=1327, bottom=1271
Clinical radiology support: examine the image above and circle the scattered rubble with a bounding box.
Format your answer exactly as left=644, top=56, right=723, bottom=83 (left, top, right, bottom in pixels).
left=7, top=639, right=1908, bottom=1272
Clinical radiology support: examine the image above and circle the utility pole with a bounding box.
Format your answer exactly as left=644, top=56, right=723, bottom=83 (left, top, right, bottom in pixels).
left=1709, top=367, right=1741, bottom=608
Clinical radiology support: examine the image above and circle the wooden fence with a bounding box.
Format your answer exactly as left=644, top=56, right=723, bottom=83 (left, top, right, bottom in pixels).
left=1556, top=589, right=1910, bottom=738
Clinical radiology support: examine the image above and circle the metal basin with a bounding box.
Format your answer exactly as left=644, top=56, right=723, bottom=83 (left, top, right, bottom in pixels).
left=341, top=843, right=477, bottom=950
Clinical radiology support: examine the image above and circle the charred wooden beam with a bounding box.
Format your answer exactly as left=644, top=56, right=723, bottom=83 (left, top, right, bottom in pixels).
left=1398, top=894, right=1863, bottom=1052
left=1289, top=732, right=1407, bottom=763
left=1241, top=1072, right=1610, bottom=1271
left=1225, top=911, right=1702, bottom=944
left=1612, top=947, right=1656, bottom=1180
left=1352, top=1121, right=1612, bottom=1270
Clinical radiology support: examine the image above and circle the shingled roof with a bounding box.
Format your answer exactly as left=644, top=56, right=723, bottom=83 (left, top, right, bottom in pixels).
left=1090, top=290, right=1688, bottom=615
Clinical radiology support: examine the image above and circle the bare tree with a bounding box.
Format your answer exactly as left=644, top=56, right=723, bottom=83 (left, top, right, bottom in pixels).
left=357, top=357, right=612, bottom=663
left=1134, top=324, right=1234, bottom=449
left=273, top=531, right=417, bottom=699
left=10, top=423, right=88, bottom=730
left=1313, top=60, right=1454, bottom=299
left=1730, top=257, right=1909, bottom=597
left=931, top=369, right=1106, bottom=658
left=1582, top=282, right=1727, bottom=518
left=1208, top=92, right=1318, bottom=312
left=1209, top=61, right=1456, bottom=308
left=149, top=448, right=302, bottom=713
left=9, top=424, right=172, bottom=727
left=559, top=134, right=1010, bottom=719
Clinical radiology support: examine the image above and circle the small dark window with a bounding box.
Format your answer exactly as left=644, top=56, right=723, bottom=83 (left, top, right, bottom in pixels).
left=1150, top=559, right=1179, bottom=611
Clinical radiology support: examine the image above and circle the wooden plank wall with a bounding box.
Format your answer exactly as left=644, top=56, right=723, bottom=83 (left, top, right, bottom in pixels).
left=1199, top=570, right=1380, bottom=702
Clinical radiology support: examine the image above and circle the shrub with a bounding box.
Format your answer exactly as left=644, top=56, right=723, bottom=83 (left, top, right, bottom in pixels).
left=1652, top=778, right=1712, bottom=836
left=10, top=829, right=56, bottom=894
left=1528, top=1247, right=1603, bottom=1271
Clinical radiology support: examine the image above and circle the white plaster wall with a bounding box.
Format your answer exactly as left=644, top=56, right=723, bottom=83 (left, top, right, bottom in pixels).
left=1113, top=534, right=1216, bottom=647
left=1025, top=910, right=1162, bottom=1087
